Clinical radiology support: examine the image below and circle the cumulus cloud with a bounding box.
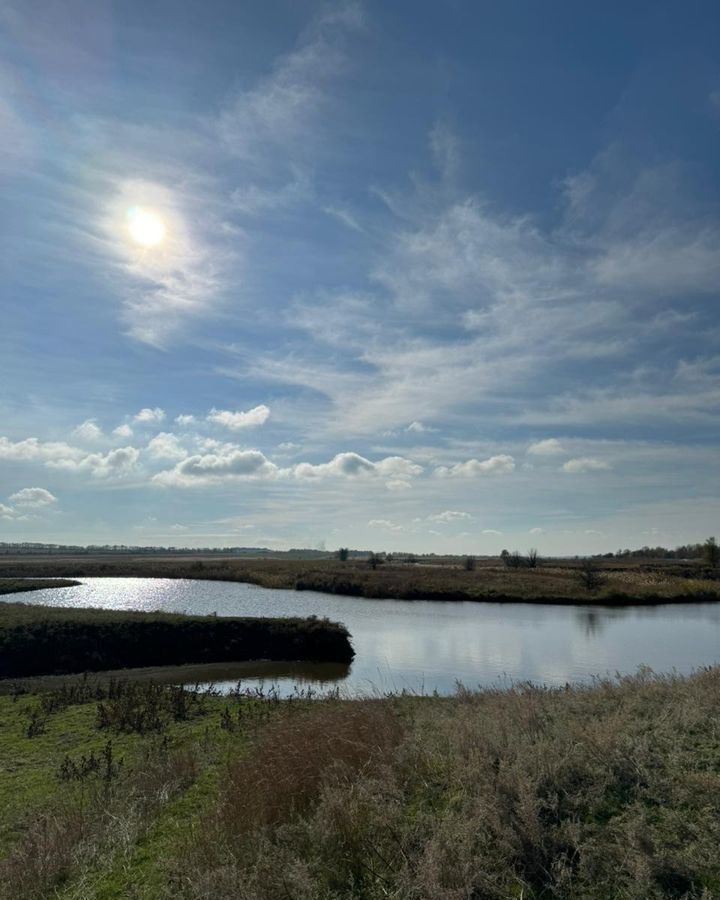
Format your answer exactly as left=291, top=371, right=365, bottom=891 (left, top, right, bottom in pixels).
left=527, top=438, right=565, bottom=456
left=207, top=405, right=270, bottom=430
left=428, top=510, right=472, bottom=524
left=153, top=448, right=277, bottom=486
left=481, top=529, right=503, bottom=535
left=112, top=424, right=133, bottom=439
left=529, top=527, right=545, bottom=535
left=134, top=407, right=166, bottom=424
left=0, top=437, right=84, bottom=465
left=8, top=487, right=57, bottom=508
left=562, top=457, right=611, bottom=474
left=146, top=432, right=187, bottom=461
left=72, top=419, right=103, bottom=442
left=293, top=452, right=422, bottom=482
left=435, top=455, right=515, bottom=478
left=49, top=446, right=140, bottom=479
left=175, top=414, right=195, bottom=426
left=368, top=518, right=402, bottom=531
left=0, top=503, right=15, bottom=520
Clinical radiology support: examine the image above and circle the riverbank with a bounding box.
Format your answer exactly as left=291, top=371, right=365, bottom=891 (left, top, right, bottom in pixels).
left=1, top=554, right=718, bottom=604
left=0, top=603, right=354, bottom=677
left=1, top=668, right=719, bottom=898
left=0, top=578, right=81, bottom=595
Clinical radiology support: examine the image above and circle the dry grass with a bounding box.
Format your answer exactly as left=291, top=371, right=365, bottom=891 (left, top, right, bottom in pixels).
left=167, top=669, right=720, bottom=900
left=1, top=555, right=718, bottom=604
left=174, top=700, right=405, bottom=898
left=0, top=737, right=198, bottom=900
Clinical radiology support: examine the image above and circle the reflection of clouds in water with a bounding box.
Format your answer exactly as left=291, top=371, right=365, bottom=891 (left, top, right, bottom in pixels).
left=14, top=579, right=720, bottom=695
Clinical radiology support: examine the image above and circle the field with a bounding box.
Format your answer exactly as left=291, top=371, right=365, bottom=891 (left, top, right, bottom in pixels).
left=0, top=602, right=354, bottom=677
left=0, top=554, right=718, bottom=604
left=0, top=669, right=719, bottom=898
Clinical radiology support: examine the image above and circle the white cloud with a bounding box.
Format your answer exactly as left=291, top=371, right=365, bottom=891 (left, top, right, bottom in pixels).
left=49, top=446, right=140, bottom=479
left=134, top=407, right=166, bottom=424
left=218, top=3, right=362, bottom=159
left=112, top=423, right=134, bottom=439
left=175, top=414, right=195, bottom=426
left=323, top=206, right=365, bottom=233
left=232, top=168, right=312, bottom=215
left=368, top=518, right=402, bottom=531
left=153, top=448, right=277, bottom=487
left=435, top=455, right=515, bottom=478
left=428, top=510, right=472, bottom=524
left=562, top=457, right=611, bottom=474
left=481, top=529, right=503, bottom=535
left=146, top=432, right=187, bottom=461
left=8, top=487, right=57, bottom=508
left=293, top=452, right=422, bottom=481
left=527, top=438, right=565, bottom=456
left=105, top=179, right=232, bottom=348
left=0, top=503, right=15, bottom=520
left=0, top=437, right=84, bottom=464
left=386, top=479, right=412, bottom=491
left=72, top=419, right=103, bottom=442
left=529, top=527, right=545, bottom=535
left=207, top=405, right=270, bottom=430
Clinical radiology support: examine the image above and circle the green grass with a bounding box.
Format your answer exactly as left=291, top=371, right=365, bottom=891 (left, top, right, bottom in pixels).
left=3, top=670, right=720, bottom=898
left=0, top=602, right=354, bottom=676
left=1, top=555, right=718, bottom=604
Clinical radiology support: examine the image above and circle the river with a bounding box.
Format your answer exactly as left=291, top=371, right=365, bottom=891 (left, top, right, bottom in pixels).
left=9, top=577, right=720, bottom=695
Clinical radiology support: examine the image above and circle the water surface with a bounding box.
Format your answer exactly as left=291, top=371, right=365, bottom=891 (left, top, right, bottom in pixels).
left=11, top=578, right=720, bottom=695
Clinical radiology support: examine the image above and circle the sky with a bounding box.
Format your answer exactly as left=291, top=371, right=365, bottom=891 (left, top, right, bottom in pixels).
left=1, top=0, right=719, bottom=555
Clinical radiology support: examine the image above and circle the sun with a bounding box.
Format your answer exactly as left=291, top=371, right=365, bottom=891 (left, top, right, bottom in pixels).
left=127, top=206, right=166, bottom=247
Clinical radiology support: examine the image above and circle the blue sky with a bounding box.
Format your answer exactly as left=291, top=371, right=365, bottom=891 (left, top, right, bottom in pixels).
left=1, top=0, right=719, bottom=553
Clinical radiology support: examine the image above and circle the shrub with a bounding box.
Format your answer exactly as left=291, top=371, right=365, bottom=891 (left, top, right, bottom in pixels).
left=577, top=558, right=606, bottom=591
left=704, top=536, right=719, bottom=568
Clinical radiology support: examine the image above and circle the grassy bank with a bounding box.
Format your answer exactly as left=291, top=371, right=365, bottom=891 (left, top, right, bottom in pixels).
left=0, top=603, right=354, bottom=677
left=1, top=669, right=720, bottom=898
left=0, top=578, right=81, bottom=595
left=1, top=554, right=718, bottom=604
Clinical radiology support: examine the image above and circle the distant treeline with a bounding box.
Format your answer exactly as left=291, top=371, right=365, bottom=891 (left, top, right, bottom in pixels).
left=597, top=544, right=705, bottom=560
left=0, top=604, right=354, bottom=677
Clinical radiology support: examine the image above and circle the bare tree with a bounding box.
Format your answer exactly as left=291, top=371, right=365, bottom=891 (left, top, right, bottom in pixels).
left=337, top=547, right=349, bottom=562
left=464, top=556, right=476, bottom=571
left=367, top=552, right=383, bottom=570
left=526, top=548, right=540, bottom=568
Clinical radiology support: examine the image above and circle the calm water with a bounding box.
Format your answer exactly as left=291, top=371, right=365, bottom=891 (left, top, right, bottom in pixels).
left=10, top=577, right=720, bottom=695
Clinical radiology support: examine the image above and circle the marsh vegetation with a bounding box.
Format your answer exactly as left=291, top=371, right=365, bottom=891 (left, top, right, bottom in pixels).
left=1, top=670, right=720, bottom=898
left=1, top=554, right=719, bottom=605
left=0, top=602, right=354, bottom=677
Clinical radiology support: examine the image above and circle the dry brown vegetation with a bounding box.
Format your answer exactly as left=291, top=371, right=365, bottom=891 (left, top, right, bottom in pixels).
left=1, top=555, right=718, bottom=604
left=3, top=670, right=720, bottom=897
left=168, top=669, right=720, bottom=900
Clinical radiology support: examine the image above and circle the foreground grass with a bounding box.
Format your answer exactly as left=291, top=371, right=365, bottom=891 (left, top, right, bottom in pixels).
left=2, top=669, right=720, bottom=898
left=0, top=578, right=81, bottom=595
left=0, top=602, right=354, bottom=677
left=1, top=555, right=719, bottom=604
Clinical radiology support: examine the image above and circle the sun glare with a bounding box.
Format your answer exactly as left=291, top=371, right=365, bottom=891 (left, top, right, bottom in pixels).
left=127, top=207, right=166, bottom=247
